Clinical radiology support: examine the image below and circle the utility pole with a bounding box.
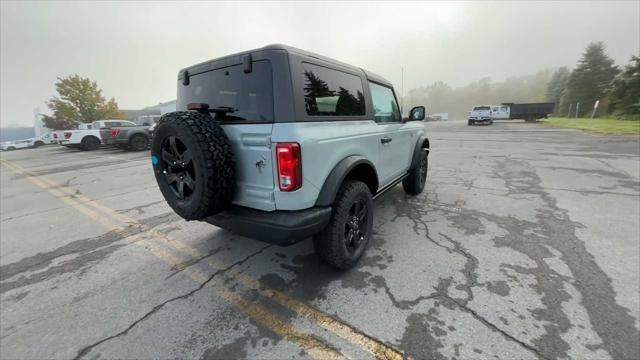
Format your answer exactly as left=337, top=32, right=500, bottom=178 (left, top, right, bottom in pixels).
left=567, top=103, right=572, bottom=118
left=401, top=67, right=404, bottom=114
left=575, top=102, right=580, bottom=118
left=591, top=100, right=600, bottom=119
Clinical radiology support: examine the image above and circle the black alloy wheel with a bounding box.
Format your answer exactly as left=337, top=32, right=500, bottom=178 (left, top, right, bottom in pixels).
left=160, top=136, right=196, bottom=200
left=419, top=154, right=427, bottom=186
left=130, top=135, right=148, bottom=151
left=344, top=199, right=369, bottom=254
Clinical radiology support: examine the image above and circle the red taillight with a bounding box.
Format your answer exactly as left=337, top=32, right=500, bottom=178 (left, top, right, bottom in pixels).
left=64, top=132, right=72, bottom=139
left=110, top=128, right=120, bottom=138
left=276, top=143, right=301, bottom=192
left=53, top=133, right=58, bottom=139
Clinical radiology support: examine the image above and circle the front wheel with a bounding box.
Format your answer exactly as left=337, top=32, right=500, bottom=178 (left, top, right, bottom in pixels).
left=403, top=149, right=428, bottom=195
left=468, top=119, right=474, bottom=126
left=313, top=180, right=373, bottom=269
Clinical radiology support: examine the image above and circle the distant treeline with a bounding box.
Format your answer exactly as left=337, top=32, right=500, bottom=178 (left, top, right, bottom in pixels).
left=405, top=42, right=639, bottom=120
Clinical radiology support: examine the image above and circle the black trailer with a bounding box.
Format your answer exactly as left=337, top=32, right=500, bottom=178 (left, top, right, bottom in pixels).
left=502, top=102, right=555, bottom=122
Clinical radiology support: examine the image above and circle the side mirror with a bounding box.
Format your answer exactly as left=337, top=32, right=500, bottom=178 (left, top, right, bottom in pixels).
left=408, top=106, right=426, bottom=121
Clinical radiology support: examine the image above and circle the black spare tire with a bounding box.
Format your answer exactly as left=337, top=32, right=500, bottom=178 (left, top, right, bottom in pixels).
left=151, top=111, right=236, bottom=220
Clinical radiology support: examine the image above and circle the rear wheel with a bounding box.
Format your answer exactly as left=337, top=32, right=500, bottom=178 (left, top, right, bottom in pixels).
left=151, top=111, right=235, bottom=220
left=34, top=141, right=44, bottom=147
left=81, top=136, right=100, bottom=151
left=313, top=180, right=373, bottom=269
left=403, top=149, right=428, bottom=195
left=129, top=134, right=149, bottom=151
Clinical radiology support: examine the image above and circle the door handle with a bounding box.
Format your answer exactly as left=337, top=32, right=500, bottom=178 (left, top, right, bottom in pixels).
left=381, top=137, right=393, bottom=144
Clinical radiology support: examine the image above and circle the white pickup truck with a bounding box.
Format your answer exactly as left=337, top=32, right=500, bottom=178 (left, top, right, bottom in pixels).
left=468, top=105, right=493, bottom=126
left=56, top=120, right=136, bottom=150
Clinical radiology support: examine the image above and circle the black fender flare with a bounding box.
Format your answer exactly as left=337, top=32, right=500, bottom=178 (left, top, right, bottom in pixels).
left=409, top=136, right=430, bottom=171
left=315, top=156, right=378, bottom=207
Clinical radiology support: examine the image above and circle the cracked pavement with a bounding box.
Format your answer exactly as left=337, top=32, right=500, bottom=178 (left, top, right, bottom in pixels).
left=1, top=121, right=639, bottom=359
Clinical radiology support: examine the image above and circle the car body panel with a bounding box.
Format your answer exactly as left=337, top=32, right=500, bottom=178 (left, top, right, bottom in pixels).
left=221, top=123, right=276, bottom=212
left=100, top=125, right=151, bottom=146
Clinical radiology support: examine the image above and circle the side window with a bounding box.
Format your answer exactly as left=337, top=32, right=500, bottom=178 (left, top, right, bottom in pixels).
left=501, top=106, right=508, bottom=111
left=302, top=63, right=365, bottom=116
left=369, top=82, right=401, bottom=123
left=492, top=106, right=499, bottom=112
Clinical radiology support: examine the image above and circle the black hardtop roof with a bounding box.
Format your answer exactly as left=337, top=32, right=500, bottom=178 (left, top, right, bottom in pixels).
left=181, top=44, right=394, bottom=88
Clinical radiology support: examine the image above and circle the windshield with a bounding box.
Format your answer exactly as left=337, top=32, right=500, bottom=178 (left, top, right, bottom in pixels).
left=177, top=60, right=274, bottom=122
left=473, top=106, right=490, bottom=111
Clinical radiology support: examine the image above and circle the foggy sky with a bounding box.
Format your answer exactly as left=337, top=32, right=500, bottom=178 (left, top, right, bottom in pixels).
left=1, top=1, right=638, bottom=127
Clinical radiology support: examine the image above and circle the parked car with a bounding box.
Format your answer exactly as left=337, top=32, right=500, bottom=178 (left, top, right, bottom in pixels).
left=468, top=105, right=493, bottom=125
left=1, top=138, right=37, bottom=151
left=100, top=125, right=152, bottom=151
left=36, top=132, right=54, bottom=146
left=58, top=120, right=137, bottom=150
left=151, top=44, right=430, bottom=269
left=491, top=102, right=555, bottom=122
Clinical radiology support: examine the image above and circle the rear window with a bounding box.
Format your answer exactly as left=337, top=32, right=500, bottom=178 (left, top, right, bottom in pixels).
left=473, top=106, right=490, bottom=111
left=178, top=60, right=274, bottom=122
left=302, top=63, right=365, bottom=116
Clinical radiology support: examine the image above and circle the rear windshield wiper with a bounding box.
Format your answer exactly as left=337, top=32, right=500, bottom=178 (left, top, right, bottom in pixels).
left=187, top=103, right=236, bottom=113
left=187, top=103, right=246, bottom=121
left=210, top=106, right=236, bottom=114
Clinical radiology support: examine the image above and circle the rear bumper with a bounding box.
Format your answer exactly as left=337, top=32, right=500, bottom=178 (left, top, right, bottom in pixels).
left=203, top=205, right=332, bottom=246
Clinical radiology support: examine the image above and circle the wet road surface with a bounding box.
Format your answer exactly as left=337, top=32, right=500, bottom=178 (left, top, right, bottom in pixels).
left=1, top=121, right=639, bottom=359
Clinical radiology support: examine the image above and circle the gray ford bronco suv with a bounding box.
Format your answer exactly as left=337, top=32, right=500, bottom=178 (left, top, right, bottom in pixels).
left=151, top=44, right=430, bottom=269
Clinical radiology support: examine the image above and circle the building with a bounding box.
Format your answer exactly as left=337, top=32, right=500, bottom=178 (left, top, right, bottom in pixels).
left=143, top=100, right=176, bottom=115
left=121, top=100, right=176, bottom=125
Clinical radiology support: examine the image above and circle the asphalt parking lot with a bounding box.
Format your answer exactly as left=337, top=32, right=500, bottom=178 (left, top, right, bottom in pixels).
left=1, top=121, right=639, bottom=360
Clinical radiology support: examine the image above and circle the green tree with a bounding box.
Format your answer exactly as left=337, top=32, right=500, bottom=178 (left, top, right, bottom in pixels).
left=564, top=42, right=618, bottom=117
left=40, top=114, right=78, bottom=131
left=546, top=67, right=571, bottom=112
left=608, top=56, right=640, bottom=116
left=43, top=74, right=125, bottom=130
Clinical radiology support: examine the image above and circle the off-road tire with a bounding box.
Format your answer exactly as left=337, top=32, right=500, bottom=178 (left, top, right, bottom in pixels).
left=81, top=136, right=100, bottom=151
left=151, top=111, right=235, bottom=220
left=403, top=149, right=428, bottom=195
left=313, top=180, right=373, bottom=269
left=129, top=134, right=149, bottom=151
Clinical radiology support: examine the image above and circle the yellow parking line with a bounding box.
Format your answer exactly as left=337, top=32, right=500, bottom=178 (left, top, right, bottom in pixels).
left=0, top=158, right=346, bottom=360
left=1, top=158, right=406, bottom=360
